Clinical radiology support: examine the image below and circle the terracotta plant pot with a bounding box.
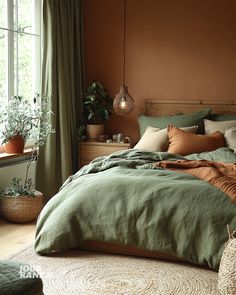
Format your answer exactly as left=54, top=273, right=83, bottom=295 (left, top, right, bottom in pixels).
left=5, top=135, right=25, bottom=154
left=0, top=191, right=43, bottom=223
left=86, top=124, right=104, bottom=140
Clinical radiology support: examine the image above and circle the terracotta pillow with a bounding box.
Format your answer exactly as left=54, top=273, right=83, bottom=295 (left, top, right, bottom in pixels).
left=134, top=125, right=198, bottom=152
left=167, top=125, right=225, bottom=156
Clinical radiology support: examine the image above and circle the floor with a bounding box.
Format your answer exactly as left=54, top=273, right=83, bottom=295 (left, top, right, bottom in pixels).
left=10, top=244, right=220, bottom=295
left=0, top=217, right=36, bottom=259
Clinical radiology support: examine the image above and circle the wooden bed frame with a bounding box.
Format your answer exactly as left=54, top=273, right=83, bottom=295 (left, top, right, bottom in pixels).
left=146, top=99, right=236, bottom=116
left=80, top=99, right=236, bottom=262
left=80, top=240, right=182, bottom=262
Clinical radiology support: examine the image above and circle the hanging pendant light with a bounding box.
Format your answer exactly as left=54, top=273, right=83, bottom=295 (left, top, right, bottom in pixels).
left=113, top=0, right=135, bottom=115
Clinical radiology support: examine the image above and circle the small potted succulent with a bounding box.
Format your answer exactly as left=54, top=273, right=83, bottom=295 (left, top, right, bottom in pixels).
left=0, top=94, right=53, bottom=223
left=83, top=81, right=113, bottom=140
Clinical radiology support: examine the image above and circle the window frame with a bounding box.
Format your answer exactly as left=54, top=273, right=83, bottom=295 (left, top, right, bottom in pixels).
left=0, top=0, right=42, bottom=100
left=0, top=0, right=42, bottom=157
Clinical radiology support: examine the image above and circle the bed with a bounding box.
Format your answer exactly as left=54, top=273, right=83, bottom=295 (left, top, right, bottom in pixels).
left=34, top=100, right=236, bottom=271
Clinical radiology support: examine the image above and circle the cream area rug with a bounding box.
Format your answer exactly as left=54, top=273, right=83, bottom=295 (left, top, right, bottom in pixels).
left=9, top=246, right=220, bottom=295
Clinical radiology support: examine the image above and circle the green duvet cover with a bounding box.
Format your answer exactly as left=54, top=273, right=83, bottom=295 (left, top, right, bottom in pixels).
left=34, top=148, right=236, bottom=270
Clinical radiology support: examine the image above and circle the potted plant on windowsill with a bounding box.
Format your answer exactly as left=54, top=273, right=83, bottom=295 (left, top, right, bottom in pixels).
left=0, top=95, right=50, bottom=154
left=84, top=81, right=113, bottom=140
left=0, top=94, right=53, bottom=223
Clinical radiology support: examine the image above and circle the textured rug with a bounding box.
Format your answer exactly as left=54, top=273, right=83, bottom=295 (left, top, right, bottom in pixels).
left=9, top=246, right=220, bottom=295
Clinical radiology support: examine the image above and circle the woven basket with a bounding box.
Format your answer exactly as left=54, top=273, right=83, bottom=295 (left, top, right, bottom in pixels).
left=0, top=191, right=43, bottom=223
left=218, top=227, right=236, bottom=295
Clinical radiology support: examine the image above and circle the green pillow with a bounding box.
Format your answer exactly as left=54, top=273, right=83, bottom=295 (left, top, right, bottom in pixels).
left=208, top=114, right=236, bottom=121
left=138, top=108, right=211, bottom=136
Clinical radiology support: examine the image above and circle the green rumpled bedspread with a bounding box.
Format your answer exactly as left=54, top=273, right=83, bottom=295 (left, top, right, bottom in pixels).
left=34, top=147, right=236, bottom=270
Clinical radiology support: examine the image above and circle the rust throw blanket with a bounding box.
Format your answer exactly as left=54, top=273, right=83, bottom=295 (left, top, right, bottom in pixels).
left=155, top=160, right=236, bottom=204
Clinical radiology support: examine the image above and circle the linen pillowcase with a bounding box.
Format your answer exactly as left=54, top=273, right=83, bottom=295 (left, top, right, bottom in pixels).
left=167, top=125, right=225, bottom=156
left=134, top=126, right=160, bottom=151
left=138, top=108, right=211, bottom=136
left=134, top=125, right=198, bottom=152
left=224, top=127, right=236, bottom=153
left=204, top=119, right=236, bottom=135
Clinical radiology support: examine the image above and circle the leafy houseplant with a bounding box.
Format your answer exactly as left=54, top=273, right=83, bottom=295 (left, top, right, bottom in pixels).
left=0, top=94, right=51, bottom=153
left=83, top=81, right=113, bottom=140
left=0, top=94, right=53, bottom=223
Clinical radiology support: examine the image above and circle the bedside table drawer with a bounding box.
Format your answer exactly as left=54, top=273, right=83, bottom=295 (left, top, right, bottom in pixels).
left=79, top=141, right=133, bottom=168
left=80, top=144, right=127, bottom=160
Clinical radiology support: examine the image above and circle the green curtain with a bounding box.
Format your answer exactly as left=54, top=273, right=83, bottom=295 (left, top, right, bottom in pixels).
left=36, top=0, right=84, bottom=200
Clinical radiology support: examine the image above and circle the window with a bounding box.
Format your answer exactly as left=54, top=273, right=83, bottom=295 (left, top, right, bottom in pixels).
left=0, top=0, right=41, bottom=103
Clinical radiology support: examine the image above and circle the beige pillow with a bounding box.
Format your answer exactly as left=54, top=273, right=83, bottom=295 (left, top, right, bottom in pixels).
left=204, top=119, right=236, bottom=135
left=134, top=125, right=198, bottom=152
left=224, top=127, right=236, bottom=152
left=134, top=126, right=161, bottom=151
left=167, top=125, right=225, bottom=156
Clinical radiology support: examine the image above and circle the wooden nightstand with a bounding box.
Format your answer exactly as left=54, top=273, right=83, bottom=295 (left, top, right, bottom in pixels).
left=79, top=141, right=133, bottom=168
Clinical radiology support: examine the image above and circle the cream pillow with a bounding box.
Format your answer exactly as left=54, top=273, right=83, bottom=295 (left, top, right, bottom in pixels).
left=134, top=126, right=161, bottom=151
left=134, top=125, right=198, bottom=152
left=224, top=127, right=236, bottom=152
left=167, top=125, right=225, bottom=156
left=204, top=119, right=236, bottom=135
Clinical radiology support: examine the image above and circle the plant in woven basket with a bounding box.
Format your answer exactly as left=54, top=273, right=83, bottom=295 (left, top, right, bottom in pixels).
left=0, top=147, right=39, bottom=198
left=0, top=150, right=43, bottom=222
left=218, top=225, right=236, bottom=295
left=0, top=94, right=54, bottom=223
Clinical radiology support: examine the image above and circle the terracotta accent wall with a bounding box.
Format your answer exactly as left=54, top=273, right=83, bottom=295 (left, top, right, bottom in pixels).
left=84, top=0, right=236, bottom=142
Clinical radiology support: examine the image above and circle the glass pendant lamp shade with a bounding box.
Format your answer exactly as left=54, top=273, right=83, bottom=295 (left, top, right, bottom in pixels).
left=113, top=0, right=135, bottom=115
left=113, top=85, right=135, bottom=115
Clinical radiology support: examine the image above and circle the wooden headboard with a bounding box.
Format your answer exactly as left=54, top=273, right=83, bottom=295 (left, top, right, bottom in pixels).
left=146, top=100, right=236, bottom=116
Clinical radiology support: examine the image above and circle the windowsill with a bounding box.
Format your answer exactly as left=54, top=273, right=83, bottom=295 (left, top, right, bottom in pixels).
left=0, top=148, right=32, bottom=159
left=0, top=148, right=33, bottom=167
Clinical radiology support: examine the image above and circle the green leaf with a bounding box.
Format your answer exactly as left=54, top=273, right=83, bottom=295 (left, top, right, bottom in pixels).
left=88, top=112, right=94, bottom=121
left=83, top=81, right=113, bottom=123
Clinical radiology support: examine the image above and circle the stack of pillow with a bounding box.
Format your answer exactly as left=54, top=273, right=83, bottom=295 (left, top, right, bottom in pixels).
left=134, top=108, right=236, bottom=155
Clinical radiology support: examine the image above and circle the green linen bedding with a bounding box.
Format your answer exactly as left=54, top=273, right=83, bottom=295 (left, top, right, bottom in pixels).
left=34, top=148, right=236, bottom=271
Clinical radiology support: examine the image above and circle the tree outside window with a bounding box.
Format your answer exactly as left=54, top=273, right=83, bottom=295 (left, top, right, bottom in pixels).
left=0, top=0, right=41, bottom=104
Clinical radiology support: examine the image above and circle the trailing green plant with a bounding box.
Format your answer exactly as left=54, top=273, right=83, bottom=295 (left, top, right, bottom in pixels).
left=0, top=177, right=35, bottom=197
left=83, top=81, right=113, bottom=124
left=0, top=94, right=54, bottom=197
left=76, top=125, right=86, bottom=142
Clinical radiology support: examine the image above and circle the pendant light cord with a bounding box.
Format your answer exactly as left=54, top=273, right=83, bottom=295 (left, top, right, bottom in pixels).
left=123, top=0, right=126, bottom=85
